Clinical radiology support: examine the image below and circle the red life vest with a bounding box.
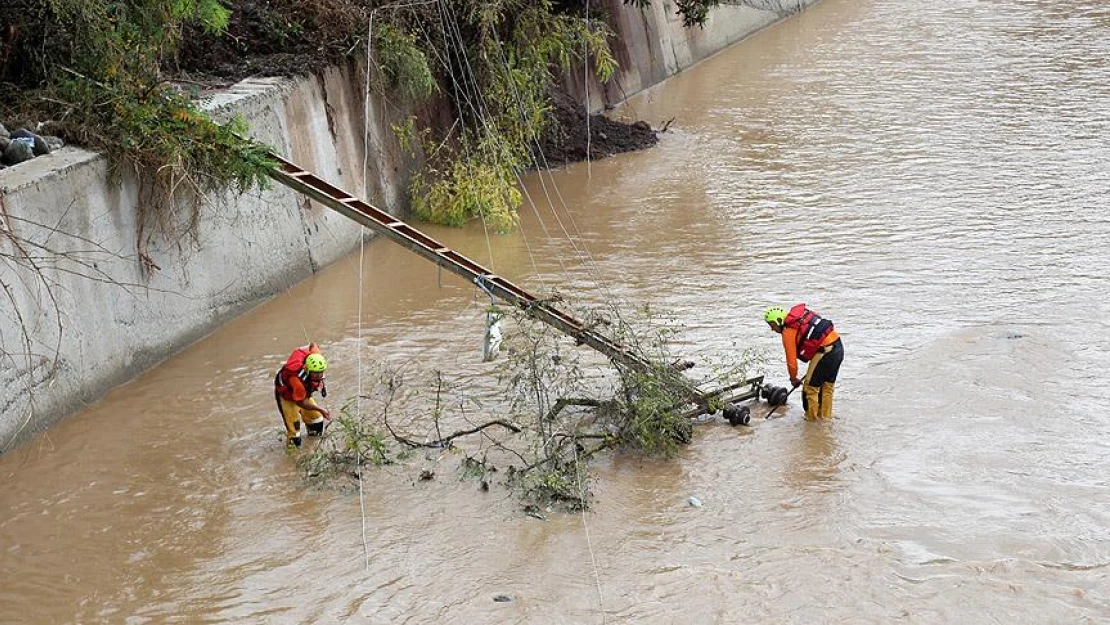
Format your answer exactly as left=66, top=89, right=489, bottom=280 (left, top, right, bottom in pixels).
left=281, top=344, right=316, bottom=375
left=784, top=304, right=834, bottom=362
left=274, top=344, right=325, bottom=399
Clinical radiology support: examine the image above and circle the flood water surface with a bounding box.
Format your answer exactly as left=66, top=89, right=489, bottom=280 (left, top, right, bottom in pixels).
left=2, top=0, right=1109, bottom=622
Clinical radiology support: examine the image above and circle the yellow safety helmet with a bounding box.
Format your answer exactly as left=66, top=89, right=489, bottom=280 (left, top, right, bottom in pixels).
left=763, top=307, right=787, bottom=326
left=304, top=353, right=328, bottom=373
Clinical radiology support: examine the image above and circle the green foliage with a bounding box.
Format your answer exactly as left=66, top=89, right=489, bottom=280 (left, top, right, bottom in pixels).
left=297, top=405, right=392, bottom=483
left=492, top=301, right=702, bottom=506
left=1, top=0, right=272, bottom=248
left=623, top=0, right=723, bottom=28
left=461, top=455, right=491, bottom=481
left=389, top=0, right=618, bottom=230
left=623, top=0, right=801, bottom=27
left=410, top=141, right=522, bottom=234
left=499, top=306, right=585, bottom=427
left=391, top=117, right=421, bottom=155
left=35, top=0, right=230, bottom=81
left=54, top=73, right=273, bottom=189
left=257, top=12, right=306, bottom=47
left=296, top=442, right=346, bottom=482
left=335, top=412, right=392, bottom=465
left=374, top=23, right=437, bottom=101
left=591, top=302, right=759, bottom=457
left=616, top=369, right=694, bottom=457
left=292, top=300, right=758, bottom=510
left=518, top=463, right=588, bottom=511
left=38, top=72, right=275, bottom=247
left=4, top=0, right=622, bottom=236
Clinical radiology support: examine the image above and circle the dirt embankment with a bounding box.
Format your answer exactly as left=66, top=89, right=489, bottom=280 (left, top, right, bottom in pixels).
left=536, top=91, right=658, bottom=167
left=174, top=1, right=348, bottom=87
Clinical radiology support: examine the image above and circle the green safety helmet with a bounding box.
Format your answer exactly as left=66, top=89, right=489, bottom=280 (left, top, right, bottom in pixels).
left=304, top=353, right=328, bottom=373
left=763, top=307, right=787, bottom=326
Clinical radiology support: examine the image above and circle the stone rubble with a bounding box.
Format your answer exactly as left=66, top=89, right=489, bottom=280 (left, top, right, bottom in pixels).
left=0, top=121, right=66, bottom=169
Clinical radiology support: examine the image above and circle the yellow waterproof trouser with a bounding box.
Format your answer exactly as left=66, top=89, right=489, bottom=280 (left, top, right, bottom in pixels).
left=819, top=383, right=835, bottom=419
left=277, top=396, right=326, bottom=444
left=802, top=338, right=842, bottom=420
left=803, top=350, right=826, bottom=421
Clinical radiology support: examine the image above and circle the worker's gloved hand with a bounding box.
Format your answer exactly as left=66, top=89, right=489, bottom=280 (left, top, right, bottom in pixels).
left=789, top=377, right=802, bottom=389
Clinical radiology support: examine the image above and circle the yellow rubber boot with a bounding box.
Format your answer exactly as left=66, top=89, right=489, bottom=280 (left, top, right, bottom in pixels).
left=818, top=382, right=835, bottom=419
left=803, top=384, right=821, bottom=421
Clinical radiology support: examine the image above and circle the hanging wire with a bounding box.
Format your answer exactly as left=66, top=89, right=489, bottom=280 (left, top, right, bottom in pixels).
left=392, top=3, right=657, bottom=371
left=433, top=0, right=497, bottom=272
left=348, top=0, right=450, bottom=573
left=484, top=26, right=639, bottom=336
left=407, top=3, right=543, bottom=289
left=585, top=0, right=593, bottom=179
left=435, top=11, right=641, bottom=617
left=418, top=2, right=564, bottom=283
left=573, top=441, right=607, bottom=623
left=428, top=1, right=647, bottom=357
left=356, top=6, right=378, bottom=575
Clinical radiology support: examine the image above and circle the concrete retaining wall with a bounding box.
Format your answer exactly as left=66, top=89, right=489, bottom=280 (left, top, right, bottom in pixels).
left=0, top=1, right=815, bottom=452
left=0, top=64, right=415, bottom=451
left=569, top=1, right=816, bottom=112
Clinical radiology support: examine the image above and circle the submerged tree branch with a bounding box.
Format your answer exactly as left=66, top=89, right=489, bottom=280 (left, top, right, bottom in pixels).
left=544, top=397, right=602, bottom=422
left=379, top=409, right=522, bottom=449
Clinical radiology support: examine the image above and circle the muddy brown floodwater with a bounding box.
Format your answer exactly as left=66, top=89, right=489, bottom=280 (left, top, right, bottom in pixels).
left=2, top=0, right=1109, bottom=622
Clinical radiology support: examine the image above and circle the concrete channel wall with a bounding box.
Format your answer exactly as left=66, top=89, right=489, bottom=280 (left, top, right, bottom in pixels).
left=0, top=1, right=815, bottom=452
left=572, top=1, right=814, bottom=111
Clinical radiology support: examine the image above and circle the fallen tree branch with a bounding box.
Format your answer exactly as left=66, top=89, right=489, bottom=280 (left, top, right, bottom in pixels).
left=544, top=397, right=602, bottom=421
left=373, top=395, right=521, bottom=449
left=432, top=419, right=521, bottom=446
left=517, top=433, right=615, bottom=475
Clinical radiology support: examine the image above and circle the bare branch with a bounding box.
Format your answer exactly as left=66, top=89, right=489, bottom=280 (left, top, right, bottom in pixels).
left=544, top=397, right=602, bottom=421
left=369, top=387, right=521, bottom=448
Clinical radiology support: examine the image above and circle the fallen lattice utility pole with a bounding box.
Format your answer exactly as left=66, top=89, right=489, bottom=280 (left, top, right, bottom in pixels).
left=265, top=153, right=762, bottom=421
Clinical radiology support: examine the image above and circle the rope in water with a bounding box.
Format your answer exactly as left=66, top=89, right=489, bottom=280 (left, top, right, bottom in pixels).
left=356, top=8, right=376, bottom=574
left=573, top=441, right=606, bottom=623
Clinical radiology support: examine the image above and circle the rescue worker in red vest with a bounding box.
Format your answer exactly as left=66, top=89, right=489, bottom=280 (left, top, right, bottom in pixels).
left=764, top=304, right=844, bottom=421
left=274, top=343, right=331, bottom=447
